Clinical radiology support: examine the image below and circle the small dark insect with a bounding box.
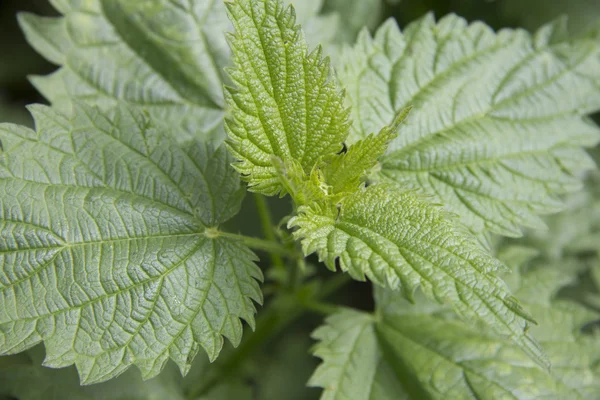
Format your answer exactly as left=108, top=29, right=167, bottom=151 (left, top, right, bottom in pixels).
left=334, top=256, right=341, bottom=270
left=337, top=143, right=347, bottom=154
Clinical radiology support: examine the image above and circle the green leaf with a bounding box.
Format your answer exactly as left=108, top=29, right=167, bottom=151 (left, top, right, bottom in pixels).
left=0, top=104, right=262, bottom=384
left=338, top=14, right=600, bottom=236
left=309, top=309, right=408, bottom=400
left=310, top=258, right=600, bottom=399
left=18, top=0, right=231, bottom=143
left=375, top=258, right=600, bottom=399
left=320, top=107, right=411, bottom=196
left=19, top=0, right=350, bottom=145
left=224, top=0, right=351, bottom=196
left=291, top=183, right=546, bottom=366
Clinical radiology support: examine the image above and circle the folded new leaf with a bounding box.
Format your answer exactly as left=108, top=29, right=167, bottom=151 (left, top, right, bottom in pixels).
left=224, top=0, right=351, bottom=195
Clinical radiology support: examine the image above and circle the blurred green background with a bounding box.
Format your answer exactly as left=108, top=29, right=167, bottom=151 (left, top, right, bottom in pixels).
left=0, top=0, right=598, bottom=399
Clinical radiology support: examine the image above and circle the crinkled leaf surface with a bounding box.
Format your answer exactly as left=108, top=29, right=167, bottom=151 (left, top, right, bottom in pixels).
left=19, top=0, right=231, bottom=143
left=291, top=183, right=545, bottom=365
left=0, top=104, right=262, bottom=384
left=310, top=253, right=600, bottom=399
left=320, top=107, right=410, bottom=196
left=19, top=0, right=349, bottom=145
left=224, top=0, right=351, bottom=195
left=339, top=14, right=600, bottom=236
left=309, top=309, right=408, bottom=400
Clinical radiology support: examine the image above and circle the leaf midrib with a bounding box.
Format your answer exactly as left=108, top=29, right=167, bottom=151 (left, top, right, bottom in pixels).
left=382, top=128, right=593, bottom=173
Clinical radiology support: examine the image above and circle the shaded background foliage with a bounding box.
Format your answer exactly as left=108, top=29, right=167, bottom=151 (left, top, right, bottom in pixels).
left=0, top=0, right=599, bottom=399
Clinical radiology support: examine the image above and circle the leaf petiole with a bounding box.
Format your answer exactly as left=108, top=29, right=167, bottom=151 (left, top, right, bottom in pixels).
left=214, top=230, right=298, bottom=260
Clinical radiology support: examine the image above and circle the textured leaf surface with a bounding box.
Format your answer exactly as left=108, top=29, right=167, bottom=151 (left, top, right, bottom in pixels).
left=309, top=309, right=407, bottom=400
left=0, top=104, right=262, bottom=384
left=374, top=255, right=600, bottom=400
left=311, top=255, right=600, bottom=399
left=320, top=107, right=410, bottom=196
left=225, top=0, right=350, bottom=195
left=291, top=183, right=545, bottom=365
left=19, top=0, right=352, bottom=145
left=19, top=0, right=231, bottom=143
left=339, top=14, right=600, bottom=236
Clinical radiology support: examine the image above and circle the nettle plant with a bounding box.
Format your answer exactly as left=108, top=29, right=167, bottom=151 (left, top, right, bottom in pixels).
left=1, top=0, right=600, bottom=398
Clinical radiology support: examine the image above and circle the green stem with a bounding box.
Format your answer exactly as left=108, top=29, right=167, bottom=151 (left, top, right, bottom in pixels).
left=217, top=231, right=296, bottom=259
left=185, top=273, right=351, bottom=399
left=253, top=193, right=286, bottom=271
left=301, top=300, right=341, bottom=316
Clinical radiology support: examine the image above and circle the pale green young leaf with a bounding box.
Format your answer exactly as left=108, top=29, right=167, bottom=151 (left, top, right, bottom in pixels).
left=291, top=183, right=545, bottom=365
left=320, top=107, right=411, bottom=196
left=224, top=0, right=351, bottom=196
left=339, top=14, right=600, bottom=236
left=0, top=104, right=262, bottom=384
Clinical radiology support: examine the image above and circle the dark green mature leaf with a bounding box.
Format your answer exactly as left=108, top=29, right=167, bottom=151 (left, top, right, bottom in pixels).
left=339, top=14, right=600, bottom=236
left=224, top=0, right=351, bottom=195
left=0, top=104, right=262, bottom=384
left=291, top=184, right=545, bottom=366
